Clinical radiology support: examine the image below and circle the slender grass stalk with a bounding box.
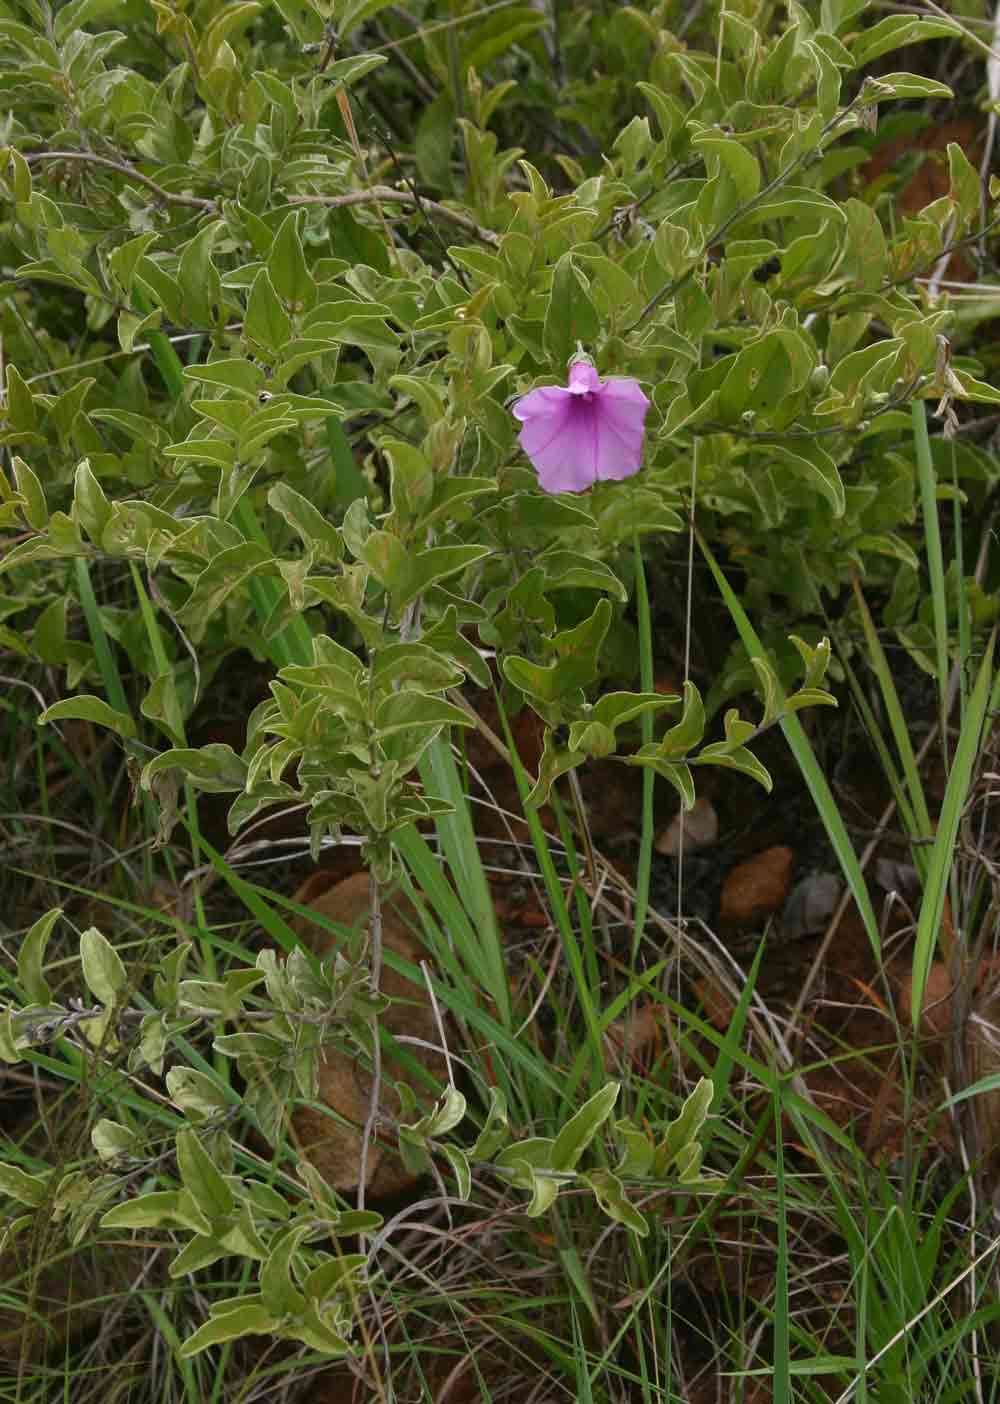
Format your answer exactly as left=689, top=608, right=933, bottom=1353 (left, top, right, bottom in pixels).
left=950, top=439, right=971, bottom=721
left=632, top=531, right=655, bottom=958
left=849, top=575, right=934, bottom=850
left=416, top=736, right=510, bottom=1027
left=72, top=555, right=161, bottom=885
left=73, top=558, right=129, bottom=718
left=496, top=699, right=607, bottom=1104
left=911, top=399, right=950, bottom=754
left=773, top=1079, right=791, bottom=1404
left=908, top=631, right=996, bottom=1025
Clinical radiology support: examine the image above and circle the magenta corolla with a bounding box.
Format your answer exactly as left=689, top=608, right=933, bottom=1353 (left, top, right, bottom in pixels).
left=512, top=360, right=651, bottom=494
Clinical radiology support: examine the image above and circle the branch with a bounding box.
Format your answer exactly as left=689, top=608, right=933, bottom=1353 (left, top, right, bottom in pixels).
left=22, top=150, right=215, bottom=211
left=22, top=150, right=501, bottom=246
left=287, top=186, right=500, bottom=246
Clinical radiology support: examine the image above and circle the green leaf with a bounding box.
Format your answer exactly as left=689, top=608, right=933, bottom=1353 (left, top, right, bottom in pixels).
left=657, top=681, right=706, bottom=759
left=80, top=926, right=127, bottom=1005
left=91, top=1119, right=137, bottom=1163
left=168, top=1236, right=230, bottom=1278
left=614, top=1117, right=654, bottom=1178
left=540, top=550, right=628, bottom=601
left=416, top=90, right=456, bottom=189
left=871, top=73, right=953, bottom=100
left=503, top=599, right=612, bottom=708
left=441, top=1144, right=471, bottom=1200
left=360, top=535, right=490, bottom=612
left=177, top=1127, right=234, bottom=1219
left=909, top=636, right=996, bottom=1026
left=637, top=82, right=685, bottom=145
left=551, top=1082, right=620, bottom=1173
left=184, top=359, right=265, bottom=396
left=735, top=186, right=845, bottom=228
left=524, top=731, right=585, bottom=808
left=73, top=459, right=112, bottom=544
left=18, top=907, right=61, bottom=1004
left=260, top=1226, right=308, bottom=1316
left=267, top=482, right=343, bottom=561
left=177, top=221, right=222, bottom=327
left=102, top=1190, right=182, bottom=1230
left=245, top=268, right=291, bottom=354
left=375, top=691, right=473, bottom=739
left=0, top=1162, right=49, bottom=1207
left=165, top=1066, right=232, bottom=1120
left=850, top=16, right=958, bottom=67
left=625, top=752, right=695, bottom=809
left=12, top=456, right=47, bottom=530
left=142, top=744, right=248, bottom=794
left=768, top=442, right=845, bottom=517
left=178, top=1299, right=277, bottom=1356
left=948, top=141, right=981, bottom=227
left=582, top=1168, right=648, bottom=1237
left=693, top=133, right=761, bottom=203
left=267, top=211, right=315, bottom=310
left=658, top=1077, right=714, bottom=1170
left=469, top=1087, right=509, bottom=1161
left=543, top=255, right=600, bottom=369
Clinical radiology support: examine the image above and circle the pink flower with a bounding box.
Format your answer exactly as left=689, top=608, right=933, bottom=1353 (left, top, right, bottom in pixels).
left=512, top=360, right=651, bottom=494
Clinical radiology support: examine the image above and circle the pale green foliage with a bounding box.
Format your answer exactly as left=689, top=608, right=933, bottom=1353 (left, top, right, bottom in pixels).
left=0, top=0, right=995, bottom=1380
left=0, top=915, right=716, bottom=1352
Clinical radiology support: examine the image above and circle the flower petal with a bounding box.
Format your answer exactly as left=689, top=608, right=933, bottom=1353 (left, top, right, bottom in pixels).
left=512, top=368, right=651, bottom=494
left=592, top=378, right=651, bottom=482
left=516, top=394, right=597, bottom=493
left=511, top=384, right=572, bottom=423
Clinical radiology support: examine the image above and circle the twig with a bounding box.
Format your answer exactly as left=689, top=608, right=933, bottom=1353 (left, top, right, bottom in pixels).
left=357, top=871, right=384, bottom=1221
left=287, top=187, right=500, bottom=246
left=625, top=85, right=875, bottom=331
left=23, top=149, right=500, bottom=246
left=22, top=150, right=215, bottom=210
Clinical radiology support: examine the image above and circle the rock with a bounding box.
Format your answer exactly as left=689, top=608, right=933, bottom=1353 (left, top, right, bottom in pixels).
left=288, top=871, right=447, bottom=1198
left=873, top=859, right=921, bottom=902
left=719, top=845, right=794, bottom=925
left=655, top=796, right=719, bottom=858
left=780, top=872, right=841, bottom=941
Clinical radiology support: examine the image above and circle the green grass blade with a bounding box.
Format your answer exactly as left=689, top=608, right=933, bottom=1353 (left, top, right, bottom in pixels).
left=909, top=630, right=996, bottom=1025
left=849, top=577, right=933, bottom=845
left=417, top=734, right=510, bottom=1026
left=837, top=645, right=921, bottom=851
left=632, top=532, right=655, bottom=956
left=498, top=701, right=607, bottom=1103
left=698, top=531, right=881, bottom=957
left=774, top=1079, right=791, bottom=1404
left=73, top=558, right=129, bottom=718
left=912, top=400, right=950, bottom=744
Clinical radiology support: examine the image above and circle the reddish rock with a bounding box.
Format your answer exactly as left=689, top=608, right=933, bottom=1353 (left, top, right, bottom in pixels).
left=719, top=845, right=794, bottom=925
left=655, top=796, right=719, bottom=857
